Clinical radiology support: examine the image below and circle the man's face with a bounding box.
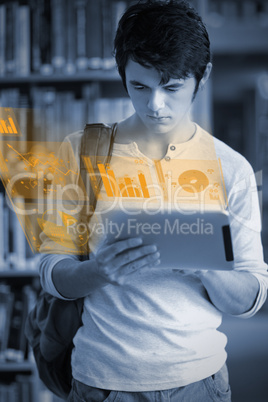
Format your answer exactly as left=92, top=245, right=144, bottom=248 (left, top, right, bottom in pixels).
left=125, top=59, right=197, bottom=134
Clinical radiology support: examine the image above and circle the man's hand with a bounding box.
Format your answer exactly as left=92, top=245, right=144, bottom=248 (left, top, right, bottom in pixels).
left=92, top=237, right=160, bottom=286
left=195, top=270, right=259, bottom=315
left=51, top=237, right=160, bottom=299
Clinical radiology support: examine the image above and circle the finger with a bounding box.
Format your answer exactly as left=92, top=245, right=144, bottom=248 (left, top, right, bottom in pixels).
left=123, top=251, right=161, bottom=273
left=194, top=269, right=209, bottom=277
left=112, top=245, right=159, bottom=267
left=147, top=259, right=161, bottom=269
left=99, top=237, right=143, bottom=263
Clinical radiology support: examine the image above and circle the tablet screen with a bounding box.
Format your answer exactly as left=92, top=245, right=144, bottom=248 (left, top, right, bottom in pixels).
left=103, top=209, right=234, bottom=271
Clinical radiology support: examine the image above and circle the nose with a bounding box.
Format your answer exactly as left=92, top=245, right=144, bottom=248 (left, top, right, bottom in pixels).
left=147, top=90, right=165, bottom=112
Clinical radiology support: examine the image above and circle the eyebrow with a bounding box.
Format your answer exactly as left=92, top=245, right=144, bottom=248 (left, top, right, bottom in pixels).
left=163, top=82, right=184, bottom=89
left=129, top=80, right=184, bottom=88
left=129, top=80, right=147, bottom=86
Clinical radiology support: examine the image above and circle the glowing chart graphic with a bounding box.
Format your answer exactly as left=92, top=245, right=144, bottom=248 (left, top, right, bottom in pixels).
left=82, top=155, right=155, bottom=201
left=0, top=141, right=227, bottom=254
left=0, top=141, right=81, bottom=199
left=0, top=107, right=21, bottom=136
left=0, top=141, right=89, bottom=254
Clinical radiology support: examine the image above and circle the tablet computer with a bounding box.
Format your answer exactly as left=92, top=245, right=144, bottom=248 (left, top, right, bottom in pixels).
left=102, top=208, right=234, bottom=271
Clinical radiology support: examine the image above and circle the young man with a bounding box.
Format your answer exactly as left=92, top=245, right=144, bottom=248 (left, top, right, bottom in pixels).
left=39, top=1, right=268, bottom=401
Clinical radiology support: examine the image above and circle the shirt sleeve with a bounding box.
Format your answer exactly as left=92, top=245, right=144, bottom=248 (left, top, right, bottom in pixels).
left=38, top=130, right=90, bottom=256
left=39, top=253, right=79, bottom=300
left=38, top=131, right=89, bottom=300
left=226, top=157, right=268, bottom=318
left=233, top=272, right=267, bottom=319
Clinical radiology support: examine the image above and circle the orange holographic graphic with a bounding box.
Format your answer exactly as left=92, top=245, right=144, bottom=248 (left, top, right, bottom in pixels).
left=0, top=141, right=228, bottom=254
left=97, top=163, right=114, bottom=197
left=83, top=156, right=153, bottom=200
left=0, top=140, right=89, bottom=254
left=0, top=141, right=81, bottom=199
left=0, top=108, right=21, bottom=136
left=178, top=170, right=210, bottom=193
left=82, top=156, right=226, bottom=206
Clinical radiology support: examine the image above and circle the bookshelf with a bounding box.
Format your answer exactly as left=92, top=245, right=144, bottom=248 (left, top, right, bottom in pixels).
left=197, top=0, right=268, bottom=54
left=0, top=0, right=134, bottom=400
left=0, top=0, right=267, bottom=401
left=0, top=271, right=40, bottom=402
left=204, top=1, right=268, bottom=260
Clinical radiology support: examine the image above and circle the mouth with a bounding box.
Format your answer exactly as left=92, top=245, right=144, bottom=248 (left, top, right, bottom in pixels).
left=147, top=115, right=170, bottom=122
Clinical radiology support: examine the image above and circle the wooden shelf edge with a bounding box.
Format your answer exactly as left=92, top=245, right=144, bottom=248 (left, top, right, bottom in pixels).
left=0, top=269, right=39, bottom=278
left=0, top=361, right=35, bottom=372
left=0, top=70, right=121, bottom=85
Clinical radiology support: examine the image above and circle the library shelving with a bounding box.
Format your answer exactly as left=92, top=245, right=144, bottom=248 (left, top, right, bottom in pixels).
left=198, top=0, right=268, bottom=53
left=0, top=267, right=40, bottom=402
left=0, top=1, right=136, bottom=400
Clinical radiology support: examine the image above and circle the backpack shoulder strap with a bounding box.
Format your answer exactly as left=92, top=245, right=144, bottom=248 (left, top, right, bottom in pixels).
left=79, top=123, right=117, bottom=256
left=80, top=122, right=117, bottom=207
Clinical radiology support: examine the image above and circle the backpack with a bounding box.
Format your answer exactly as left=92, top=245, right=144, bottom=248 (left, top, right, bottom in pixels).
left=25, top=123, right=117, bottom=400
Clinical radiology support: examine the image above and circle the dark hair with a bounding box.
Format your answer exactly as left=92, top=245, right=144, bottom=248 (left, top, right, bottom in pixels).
left=114, top=0, right=211, bottom=95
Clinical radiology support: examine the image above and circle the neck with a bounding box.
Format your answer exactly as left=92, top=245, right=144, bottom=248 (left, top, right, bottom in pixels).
left=116, top=114, right=197, bottom=148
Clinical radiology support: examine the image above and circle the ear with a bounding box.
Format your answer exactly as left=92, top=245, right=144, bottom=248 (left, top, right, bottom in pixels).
left=200, top=62, right=212, bottom=89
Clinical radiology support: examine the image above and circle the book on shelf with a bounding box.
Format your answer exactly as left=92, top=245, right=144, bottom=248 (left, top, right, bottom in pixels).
left=3, top=198, right=9, bottom=264
left=0, top=88, right=20, bottom=109
left=206, top=0, right=268, bottom=26
left=94, top=97, right=135, bottom=124
left=101, top=0, right=114, bottom=70
left=38, top=0, right=53, bottom=75
left=0, top=4, right=6, bottom=77
left=15, top=4, right=31, bottom=77
left=1, top=85, right=134, bottom=141
left=219, top=1, right=238, bottom=22
left=0, top=192, right=35, bottom=271
left=1, top=0, right=268, bottom=77
left=83, top=83, right=100, bottom=123
left=0, top=284, right=37, bottom=363
left=7, top=287, right=29, bottom=361
left=51, top=0, right=66, bottom=72
left=0, top=0, right=132, bottom=76
left=30, top=0, right=41, bottom=73
left=65, top=0, right=76, bottom=74
left=0, top=381, right=19, bottom=402
left=15, top=375, right=33, bottom=402
left=16, top=92, right=32, bottom=142
left=0, top=2, right=30, bottom=77
left=242, top=1, right=258, bottom=22
left=0, top=375, right=35, bottom=402
left=0, top=193, right=5, bottom=268
left=5, top=2, right=17, bottom=76
left=87, top=0, right=103, bottom=69
left=0, top=285, right=14, bottom=358
left=102, top=0, right=127, bottom=69
left=8, top=203, right=27, bottom=270
left=111, top=1, right=127, bottom=40
left=75, top=0, right=88, bottom=71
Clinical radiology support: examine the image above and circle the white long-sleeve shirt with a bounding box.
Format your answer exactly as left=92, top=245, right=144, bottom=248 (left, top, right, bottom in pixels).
left=39, top=124, right=268, bottom=391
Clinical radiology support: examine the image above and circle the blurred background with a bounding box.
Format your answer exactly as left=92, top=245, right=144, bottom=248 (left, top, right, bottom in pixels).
left=0, top=0, right=267, bottom=401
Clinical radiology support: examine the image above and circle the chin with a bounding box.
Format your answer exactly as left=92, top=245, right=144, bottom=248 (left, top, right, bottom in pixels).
left=146, top=123, right=174, bottom=134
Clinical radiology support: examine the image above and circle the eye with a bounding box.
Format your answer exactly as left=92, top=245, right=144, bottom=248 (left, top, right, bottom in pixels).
left=163, top=82, right=185, bottom=92
left=133, top=85, right=146, bottom=90
left=165, top=87, right=179, bottom=92
left=165, top=85, right=184, bottom=92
